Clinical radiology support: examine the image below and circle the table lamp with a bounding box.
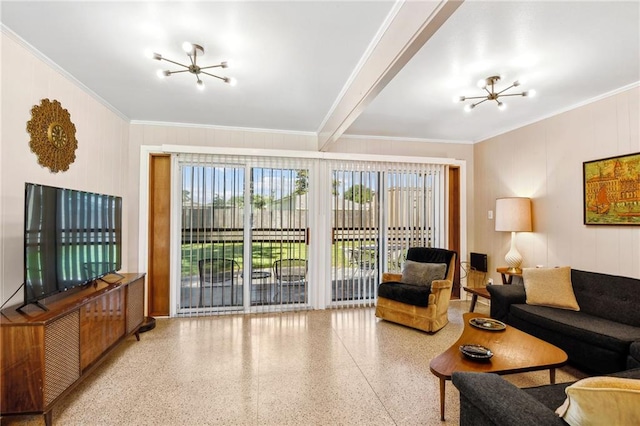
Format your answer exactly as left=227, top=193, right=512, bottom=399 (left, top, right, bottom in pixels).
left=495, top=197, right=532, bottom=273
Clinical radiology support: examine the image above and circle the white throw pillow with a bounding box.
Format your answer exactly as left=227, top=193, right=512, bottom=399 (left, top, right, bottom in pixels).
left=555, top=376, right=640, bottom=426
left=523, top=266, right=580, bottom=311
left=401, top=261, right=446, bottom=287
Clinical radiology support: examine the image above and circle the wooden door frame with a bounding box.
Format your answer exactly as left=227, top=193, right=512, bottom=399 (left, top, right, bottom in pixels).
left=448, top=166, right=461, bottom=299
left=147, top=154, right=171, bottom=316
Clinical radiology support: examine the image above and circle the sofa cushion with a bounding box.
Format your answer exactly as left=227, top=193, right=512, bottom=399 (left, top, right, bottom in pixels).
left=523, top=267, right=579, bottom=311
left=510, top=304, right=640, bottom=353
left=571, top=269, right=640, bottom=327
left=377, top=282, right=431, bottom=307
left=555, top=377, right=640, bottom=426
left=401, top=260, right=446, bottom=286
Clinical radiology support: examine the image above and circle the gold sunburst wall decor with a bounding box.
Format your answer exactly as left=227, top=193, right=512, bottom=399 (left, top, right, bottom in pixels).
left=27, top=98, right=78, bottom=173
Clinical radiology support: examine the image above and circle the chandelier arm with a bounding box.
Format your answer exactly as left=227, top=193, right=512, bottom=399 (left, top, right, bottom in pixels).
left=498, top=92, right=527, bottom=98
left=483, top=87, right=493, bottom=96
left=496, top=84, right=517, bottom=95
left=166, top=69, right=191, bottom=75
left=198, top=64, right=225, bottom=71
left=472, top=98, right=489, bottom=107
left=200, top=71, right=228, bottom=81
left=462, top=95, right=490, bottom=101
left=160, top=58, right=190, bottom=68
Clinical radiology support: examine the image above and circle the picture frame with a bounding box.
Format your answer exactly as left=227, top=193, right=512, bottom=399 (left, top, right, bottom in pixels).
left=583, top=152, right=640, bottom=225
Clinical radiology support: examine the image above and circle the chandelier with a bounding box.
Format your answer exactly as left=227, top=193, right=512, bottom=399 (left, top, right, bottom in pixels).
left=456, top=75, right=535, bottom=111
left=152, top=42, right=236, bottom=90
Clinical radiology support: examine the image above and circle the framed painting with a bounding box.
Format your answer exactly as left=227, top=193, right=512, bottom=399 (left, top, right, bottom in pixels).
left=583, top=152, right=640, bottom=225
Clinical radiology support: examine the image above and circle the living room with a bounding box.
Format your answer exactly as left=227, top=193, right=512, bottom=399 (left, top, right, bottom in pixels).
left=1, top=1, right=639, bottom=424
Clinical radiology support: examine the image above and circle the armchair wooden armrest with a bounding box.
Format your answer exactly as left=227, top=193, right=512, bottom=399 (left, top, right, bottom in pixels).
left=382, top=272, right=402, bottom=282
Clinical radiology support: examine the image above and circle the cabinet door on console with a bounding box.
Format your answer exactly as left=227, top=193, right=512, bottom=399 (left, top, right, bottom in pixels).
left=1, top=324, right=45, bottom=413
left=79, top=288, right=125, bottom=371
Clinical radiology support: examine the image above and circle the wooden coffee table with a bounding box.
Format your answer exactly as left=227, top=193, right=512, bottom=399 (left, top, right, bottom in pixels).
left=429, top=313, right=568, bottom=420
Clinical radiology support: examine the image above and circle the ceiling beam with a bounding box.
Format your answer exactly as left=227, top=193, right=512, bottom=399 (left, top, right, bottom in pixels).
left=317, top=0, right=464, bottom=152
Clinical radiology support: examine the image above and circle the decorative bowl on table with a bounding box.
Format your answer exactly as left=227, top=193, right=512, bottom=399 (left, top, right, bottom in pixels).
left=459, top=344, right=494, bottom=361
left=469, top=317, right=506, bottom=331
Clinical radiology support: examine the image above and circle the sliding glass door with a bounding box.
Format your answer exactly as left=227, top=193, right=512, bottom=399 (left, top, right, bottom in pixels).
left=327, top=161, right=447, bottom=308
left=177, top=154, right=310, bottom=316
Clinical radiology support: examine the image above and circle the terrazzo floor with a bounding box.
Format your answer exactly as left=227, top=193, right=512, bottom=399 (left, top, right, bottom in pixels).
left=3, top=300, right=586, bottom=426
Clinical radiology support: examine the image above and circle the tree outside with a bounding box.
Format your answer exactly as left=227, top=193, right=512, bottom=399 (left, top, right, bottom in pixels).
left=344, top=184, right=374, bottom=204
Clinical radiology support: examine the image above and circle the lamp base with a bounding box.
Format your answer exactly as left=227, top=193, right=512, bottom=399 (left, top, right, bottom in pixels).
left=504, top=231, right=523, bottom=272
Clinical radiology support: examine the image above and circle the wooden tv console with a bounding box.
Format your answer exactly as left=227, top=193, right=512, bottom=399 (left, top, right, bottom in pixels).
left=1, top=273, right=145, bottom=425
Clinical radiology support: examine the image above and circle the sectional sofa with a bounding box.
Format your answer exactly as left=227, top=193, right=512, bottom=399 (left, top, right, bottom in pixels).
left=452, top=367, right=640, bottom=426
left=488, top=268, right=640, bottom=373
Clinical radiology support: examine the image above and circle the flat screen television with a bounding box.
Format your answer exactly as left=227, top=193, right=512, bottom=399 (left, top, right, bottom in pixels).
left=20, top=183, right=122, bottom=311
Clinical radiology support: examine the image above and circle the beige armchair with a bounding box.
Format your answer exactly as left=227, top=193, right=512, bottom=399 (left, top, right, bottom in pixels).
left=375, top=247, right=457, bottom=333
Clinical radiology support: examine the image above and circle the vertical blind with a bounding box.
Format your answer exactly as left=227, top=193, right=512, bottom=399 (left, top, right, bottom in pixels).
left=326, top=159, right=447, bottom=309
left=177, top=153, right=313, bottom=317
left=173, top=151, right=448, bottom=316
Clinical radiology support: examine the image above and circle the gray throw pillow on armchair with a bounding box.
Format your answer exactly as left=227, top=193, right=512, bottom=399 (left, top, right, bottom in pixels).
left=401, top=261, right=447, bottom=286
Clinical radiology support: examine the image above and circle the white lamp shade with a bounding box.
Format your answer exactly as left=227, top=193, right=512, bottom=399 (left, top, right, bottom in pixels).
left=495, top=197, right=532, bottom=232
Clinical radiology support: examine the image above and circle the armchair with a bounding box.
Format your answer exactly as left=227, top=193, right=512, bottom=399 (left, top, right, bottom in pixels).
left=375, top=247, right=457, bottom=333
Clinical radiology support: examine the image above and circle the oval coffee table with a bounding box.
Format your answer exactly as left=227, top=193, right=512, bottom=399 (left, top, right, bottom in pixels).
left=429, top=312, right=568, bottom=421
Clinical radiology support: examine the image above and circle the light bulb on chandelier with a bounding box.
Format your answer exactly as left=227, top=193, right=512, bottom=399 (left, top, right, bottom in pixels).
left=151, top=42, right=236, bottom=89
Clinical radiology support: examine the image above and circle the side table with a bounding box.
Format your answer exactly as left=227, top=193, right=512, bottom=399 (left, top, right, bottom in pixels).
left=461, top=286, right=490, bottom=312
left=462, top=268, right=522, bottom=312
left=497, top=267, right=523, bottom=284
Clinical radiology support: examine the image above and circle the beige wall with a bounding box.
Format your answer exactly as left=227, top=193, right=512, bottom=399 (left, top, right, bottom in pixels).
left=474, top=87, right=640, bottom=282
left=0, top=32, right=130, bottom=306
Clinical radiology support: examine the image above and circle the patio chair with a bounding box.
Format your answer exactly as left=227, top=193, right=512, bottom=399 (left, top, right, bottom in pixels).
left=198, top=258, right=241, bottom=307
left=375, top=247, right=457, bottom=333
left=273, top=258, right=308, bottom=304
left=343, top=247, right=377, bottom=278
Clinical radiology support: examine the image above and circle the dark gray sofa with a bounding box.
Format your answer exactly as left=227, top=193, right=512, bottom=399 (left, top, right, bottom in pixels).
left=452, top=368, right=640, bottom=426
left=488, top=269, right=640, bottom=373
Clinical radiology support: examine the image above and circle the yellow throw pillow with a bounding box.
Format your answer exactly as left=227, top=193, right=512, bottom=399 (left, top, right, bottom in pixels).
left=523, top=266, right=580, bottom=311
left=555, top=376, right=640, bottom=426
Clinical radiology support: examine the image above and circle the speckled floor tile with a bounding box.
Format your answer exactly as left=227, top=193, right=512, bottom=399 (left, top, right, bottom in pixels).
left=2, top=299, right=585, bottom=426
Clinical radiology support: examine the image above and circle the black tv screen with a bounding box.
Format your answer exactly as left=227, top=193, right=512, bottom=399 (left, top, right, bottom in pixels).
left=23, top=183, right=122, bottom=306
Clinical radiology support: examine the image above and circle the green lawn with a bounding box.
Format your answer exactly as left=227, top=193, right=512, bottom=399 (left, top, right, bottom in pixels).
left=181, top=240, right=377, bottom=275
